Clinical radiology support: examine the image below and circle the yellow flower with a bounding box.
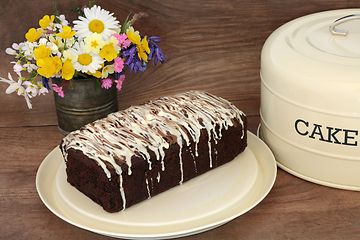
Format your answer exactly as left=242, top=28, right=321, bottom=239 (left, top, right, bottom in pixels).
left=99, top=44, right=117, bottom=61
left=137, top=36, right=150, bottom=62
left=25, top=28, right=42, bottom=42
left=127, top=31, right=150, bottom=62
left=36, top=57, right=56, bottom=78
left=126, top=30, right=141, bottom=45
left=49, top=35, right=64, bottom=51
left=39, top=15, right=55, bottom=29
left=61, top=49, right=77, bottom=63
left=141, top=36, right=150, bottom=53
left=56, top=26, right=76, bottom=39
left=36, top=56, right=62, bottom=78
left=33, top=45, right=50, bottom=60
left=87, top=63, right=104, bottom=78
left=61, top=59, right=75, bottom=80
left=109, top=35, right=121, bottom=53
left=84, top=33, right=105, bottom=54
left=52, top=56, right=62, bottom=74
left=101, top=64, right=114, bottom=78
left=87, top=69, right=102, bottom=78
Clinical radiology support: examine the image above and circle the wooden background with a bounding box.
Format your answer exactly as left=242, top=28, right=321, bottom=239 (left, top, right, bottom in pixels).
left=1, top=0, right=360, bottom=239
left=3, top=0, right=359, bottom=129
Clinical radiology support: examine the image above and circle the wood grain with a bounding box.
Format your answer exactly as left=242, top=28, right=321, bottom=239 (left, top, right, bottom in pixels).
left=1, top=0, right=360, bottom=239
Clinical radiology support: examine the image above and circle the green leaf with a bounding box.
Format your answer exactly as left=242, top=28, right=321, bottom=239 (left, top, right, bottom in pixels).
left=53, top=1, right=62, bottom=24
left=96, top=78, right=102, bottom=89
left=121, top=12, right=132, bottom=33
left=71, top=6, right=83, bottom=17
left=89, top=1, right=95, bottom=8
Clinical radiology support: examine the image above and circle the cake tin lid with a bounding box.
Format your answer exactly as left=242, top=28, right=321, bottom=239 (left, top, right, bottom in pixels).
left=261, top=9, right=360, bottom=117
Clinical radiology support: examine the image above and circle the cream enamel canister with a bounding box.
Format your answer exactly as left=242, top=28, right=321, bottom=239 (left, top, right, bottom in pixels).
left=260, top=9, right=360, bottom=190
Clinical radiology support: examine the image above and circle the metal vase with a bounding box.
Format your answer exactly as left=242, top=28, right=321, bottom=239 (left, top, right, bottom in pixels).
left=52, top=77, right=118, bottom=135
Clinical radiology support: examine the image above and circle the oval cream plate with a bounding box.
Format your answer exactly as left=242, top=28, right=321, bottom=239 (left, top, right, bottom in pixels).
left=36, top=131, right=276, bottom=239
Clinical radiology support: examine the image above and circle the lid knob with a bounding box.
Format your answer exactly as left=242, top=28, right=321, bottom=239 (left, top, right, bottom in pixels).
left=329, top=14, right=360, bottom=36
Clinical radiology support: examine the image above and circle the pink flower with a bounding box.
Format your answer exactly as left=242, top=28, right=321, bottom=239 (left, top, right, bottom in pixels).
left=122, top=39, right=131, bottom=49
left=101, top=78, right=113, bottom=89
left=115, top=74, right=125, bottom=91
left=113, top=57, right=124, bottom=73
left=52, top=83, right=64, bottom=97
left=111, top=33, right=131, bottom=49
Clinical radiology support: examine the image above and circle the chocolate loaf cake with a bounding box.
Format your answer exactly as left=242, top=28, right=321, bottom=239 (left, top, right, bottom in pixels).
left=60, top=90, right=247, bottom=212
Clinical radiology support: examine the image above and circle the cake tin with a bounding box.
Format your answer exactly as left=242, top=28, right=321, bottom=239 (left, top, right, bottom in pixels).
left=260, top=9, right=360, bottom=190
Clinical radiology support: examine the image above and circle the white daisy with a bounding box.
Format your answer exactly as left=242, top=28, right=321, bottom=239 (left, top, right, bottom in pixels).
left=73, top=5, right=120, bottom=41
left=72, top=42, right=104, bottom=73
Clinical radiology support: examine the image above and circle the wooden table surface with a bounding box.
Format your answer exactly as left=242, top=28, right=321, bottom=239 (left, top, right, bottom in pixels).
left=1, top=0, right=360, bottom=239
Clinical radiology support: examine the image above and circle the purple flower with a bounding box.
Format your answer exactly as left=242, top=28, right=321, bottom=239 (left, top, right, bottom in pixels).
left=42, top=77, right=51, bottom=91
left=121, top=45, right=146, bottom=74
left=148, top=36, right=166, bottom=65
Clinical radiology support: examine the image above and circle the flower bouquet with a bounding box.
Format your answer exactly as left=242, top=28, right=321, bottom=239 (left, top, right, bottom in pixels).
left=0, top=2, right=166, bottom=109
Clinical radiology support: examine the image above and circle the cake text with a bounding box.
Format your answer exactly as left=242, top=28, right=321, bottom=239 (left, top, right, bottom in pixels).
left=295, top=119, right=358, bottom=146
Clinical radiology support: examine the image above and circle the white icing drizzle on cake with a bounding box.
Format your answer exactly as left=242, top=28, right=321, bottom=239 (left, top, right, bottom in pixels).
left=60, top=90, right=245, bottom=210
